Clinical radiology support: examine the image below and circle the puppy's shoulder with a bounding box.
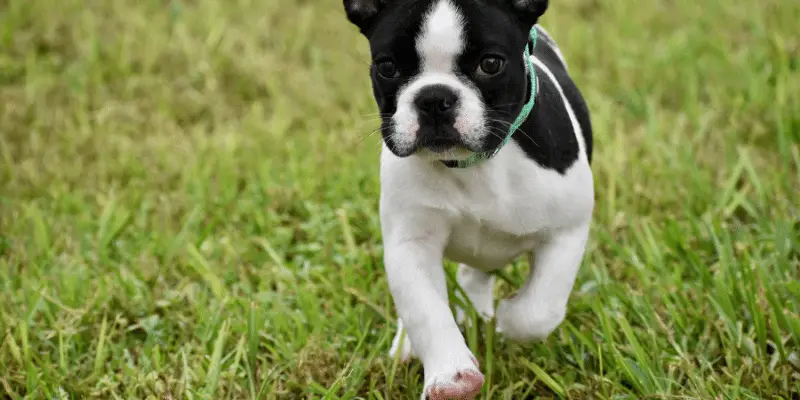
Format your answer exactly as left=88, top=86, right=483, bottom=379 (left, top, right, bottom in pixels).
left=528, top=24, right=593, bottom=166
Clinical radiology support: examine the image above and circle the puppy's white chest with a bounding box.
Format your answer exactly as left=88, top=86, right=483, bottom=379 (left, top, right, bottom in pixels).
left=434, top=152, right=562, bottom=270
left=444, top=211, right=539, bottom=270
left=380, top=143, right=594, bottom=271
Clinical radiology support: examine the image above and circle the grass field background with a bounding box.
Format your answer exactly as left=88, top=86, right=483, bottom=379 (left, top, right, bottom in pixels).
left=1, top=0, right=799, bottom=398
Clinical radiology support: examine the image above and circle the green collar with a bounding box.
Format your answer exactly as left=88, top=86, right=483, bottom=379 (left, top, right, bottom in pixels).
left=442, top=27, right=538, bottom=169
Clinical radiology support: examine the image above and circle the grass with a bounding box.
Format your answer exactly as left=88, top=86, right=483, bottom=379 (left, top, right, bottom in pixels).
left=0, top=0, right=799, bottom=398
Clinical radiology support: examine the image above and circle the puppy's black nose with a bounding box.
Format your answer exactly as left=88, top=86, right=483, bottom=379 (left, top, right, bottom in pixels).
left=414, top=85, right=458, bottom=119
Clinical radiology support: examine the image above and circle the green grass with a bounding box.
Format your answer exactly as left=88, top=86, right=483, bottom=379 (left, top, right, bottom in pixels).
left=1, top=0, right=799, bottom=398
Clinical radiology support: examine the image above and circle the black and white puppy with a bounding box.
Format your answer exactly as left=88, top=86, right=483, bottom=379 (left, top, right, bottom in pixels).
left=343, top=1, right=593, bottom=399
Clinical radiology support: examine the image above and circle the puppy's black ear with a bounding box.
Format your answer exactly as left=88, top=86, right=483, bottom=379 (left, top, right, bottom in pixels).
left=508, top=0, right=549, bottom=27
left=343, top=0, right=387, bottom=33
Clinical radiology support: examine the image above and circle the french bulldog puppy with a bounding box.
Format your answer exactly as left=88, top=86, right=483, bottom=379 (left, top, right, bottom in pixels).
left=343, top=1, right=593, bottom=398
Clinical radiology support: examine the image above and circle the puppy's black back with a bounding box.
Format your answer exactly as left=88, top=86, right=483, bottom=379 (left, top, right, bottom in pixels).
left=513, top=26, right=593, bottom=174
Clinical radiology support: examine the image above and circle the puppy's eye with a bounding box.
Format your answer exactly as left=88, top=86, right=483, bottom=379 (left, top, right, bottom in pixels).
left=477, top=56, right=506, bottom=76
left=376, top=60, right=398, bottom=79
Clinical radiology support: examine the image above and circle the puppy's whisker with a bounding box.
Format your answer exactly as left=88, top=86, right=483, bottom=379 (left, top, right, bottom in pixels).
left=486, top=102, right=526, bottom=112
left=487, top=117, right=513, bottom=125
left=354, top=125, right=394, bottom=147
left=487, top=107, right=515, bottom=111
left=484, top=118, right=538, bottom=148
left=360, top=112, right=393, bottom=118
left=357, top=118, right=386, bottom=125
left=485, top=128, right=508, bottom=142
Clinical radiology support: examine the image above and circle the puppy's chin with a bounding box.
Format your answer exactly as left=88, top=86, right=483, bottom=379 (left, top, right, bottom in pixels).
left=384, top=126, right=490, bottom=160
left=414, top=146, right=473, bottom=162
left=386, top=142, right=477, bottom=162
left=384, top=141, right=472, bottom=160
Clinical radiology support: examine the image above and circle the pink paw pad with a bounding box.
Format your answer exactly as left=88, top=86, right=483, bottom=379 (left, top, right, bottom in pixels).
left=425, top=370, right=484, bottom=400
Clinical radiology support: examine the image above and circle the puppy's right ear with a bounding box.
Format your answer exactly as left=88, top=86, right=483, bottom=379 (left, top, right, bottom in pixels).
left=343, top=0, right=386, bottom=33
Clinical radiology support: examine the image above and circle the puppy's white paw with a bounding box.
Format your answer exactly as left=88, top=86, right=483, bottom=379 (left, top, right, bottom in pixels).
left=389, top=320, right=416, bottom=362
left=495, top=298, right=565, bottom=342
left=422, top=356, right=483, bottom=400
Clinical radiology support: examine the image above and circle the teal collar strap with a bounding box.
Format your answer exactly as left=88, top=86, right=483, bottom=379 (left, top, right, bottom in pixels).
left=442, top=27, right=538, bottom=169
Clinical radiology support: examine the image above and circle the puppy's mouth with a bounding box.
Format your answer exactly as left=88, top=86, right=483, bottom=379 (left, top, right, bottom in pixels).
left=416, top=126, right=464, bottom=153
left=421, top=138, right=460, bottom=153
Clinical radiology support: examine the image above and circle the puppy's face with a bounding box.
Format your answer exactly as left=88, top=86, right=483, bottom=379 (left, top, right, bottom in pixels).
left=345, top=0, right=547, bottom=160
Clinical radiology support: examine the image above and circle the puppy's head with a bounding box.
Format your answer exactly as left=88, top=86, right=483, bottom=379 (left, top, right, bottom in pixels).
left=344, top=0, right=547, bottom=161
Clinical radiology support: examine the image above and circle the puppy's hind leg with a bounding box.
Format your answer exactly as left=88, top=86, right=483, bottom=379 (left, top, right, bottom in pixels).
left=389, top=317, right=416, bottom=362
left=455, top=264, right=495, bottom=325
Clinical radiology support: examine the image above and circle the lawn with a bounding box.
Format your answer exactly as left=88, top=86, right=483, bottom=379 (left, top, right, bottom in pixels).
left=1, top=0, right=799, bottom=398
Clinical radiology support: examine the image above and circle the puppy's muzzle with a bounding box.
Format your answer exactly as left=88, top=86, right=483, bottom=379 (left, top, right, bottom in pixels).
left=414, top=85, right=461, bottom=153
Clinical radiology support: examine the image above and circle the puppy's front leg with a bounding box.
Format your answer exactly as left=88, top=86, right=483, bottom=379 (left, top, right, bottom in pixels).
left=384, top=236, right=484, bottom=400
left=496, top=224, right=590, bottom=341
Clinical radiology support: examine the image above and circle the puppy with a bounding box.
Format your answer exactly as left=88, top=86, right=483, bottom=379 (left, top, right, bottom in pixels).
left=343, top=1, right=594, bottom=398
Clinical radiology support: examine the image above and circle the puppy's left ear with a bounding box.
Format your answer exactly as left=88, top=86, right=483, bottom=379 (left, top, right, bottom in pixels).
left=343, top=0, right=387, bottom=34
left=508, top=0, right=549, bottom=28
